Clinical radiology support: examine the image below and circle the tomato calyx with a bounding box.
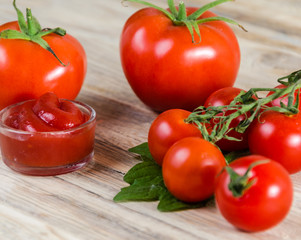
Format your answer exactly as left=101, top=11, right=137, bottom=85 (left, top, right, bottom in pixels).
left=186, top=69, right=301, bottom=144
left=122, top=0, right=246, bottom=43
left=0, top=0, right=67, bottom=66
left=225, top=160, right=269, bottom=197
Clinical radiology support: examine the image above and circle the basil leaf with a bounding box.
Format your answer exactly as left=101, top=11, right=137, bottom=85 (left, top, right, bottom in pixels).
left=158, top=190, right=214, bottom=212
left=129, top=142, right=153, bottom=161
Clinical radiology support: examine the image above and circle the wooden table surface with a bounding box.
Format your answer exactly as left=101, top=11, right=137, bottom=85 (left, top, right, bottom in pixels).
left=1, top=0, right=301, bottom=239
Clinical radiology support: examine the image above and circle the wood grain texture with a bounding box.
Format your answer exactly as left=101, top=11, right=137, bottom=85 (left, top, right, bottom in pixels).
left=0, top=0, right=301, bottom=239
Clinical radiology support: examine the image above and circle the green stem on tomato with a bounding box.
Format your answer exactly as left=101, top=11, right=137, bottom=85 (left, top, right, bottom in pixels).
left=186, top=69, right=301, bottom=143
left=226, top=160, right=269, bottom=197
left=122, top=0, right=246, bottom=43
left=0, top=0, right=67, bottom=66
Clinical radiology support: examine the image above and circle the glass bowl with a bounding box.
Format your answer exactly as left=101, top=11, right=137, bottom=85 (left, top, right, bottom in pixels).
left=0, top=99, right=96, bottom=176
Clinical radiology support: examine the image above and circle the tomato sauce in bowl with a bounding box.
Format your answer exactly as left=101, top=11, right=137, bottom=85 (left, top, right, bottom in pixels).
left=0, top=92, right=96, bottom=176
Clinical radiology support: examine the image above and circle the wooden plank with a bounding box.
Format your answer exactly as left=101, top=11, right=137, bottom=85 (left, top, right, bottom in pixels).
left=0, top=0, right=301, bottom=239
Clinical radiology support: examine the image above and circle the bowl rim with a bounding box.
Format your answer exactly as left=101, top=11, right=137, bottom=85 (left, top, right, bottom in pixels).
left=0, top=99, right=96, bottom=135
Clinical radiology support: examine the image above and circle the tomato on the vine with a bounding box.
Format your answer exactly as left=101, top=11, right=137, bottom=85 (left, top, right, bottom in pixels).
left=204, top=87, right=249, bottom=151
left=148, top=109, right=202, bottom=166
left=248, top=110, right=301, bottom=174
left=162, top=137, right=226, bottom=202
left=215, top=155, right=293, bottom=232
left=266, top=84, right=301, bottom=110
left=120, top=0, right=241, bottom=112
left=0, top=1, right=87, bottom=110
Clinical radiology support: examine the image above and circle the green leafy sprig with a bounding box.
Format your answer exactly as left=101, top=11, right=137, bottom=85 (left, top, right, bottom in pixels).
left=122, top=0, right=246, bottom=43
left=0, top=0, right=67, bottom=66
left=113, top=143, right=213, bottom=211
left=185, top=69, right=301, bottom=143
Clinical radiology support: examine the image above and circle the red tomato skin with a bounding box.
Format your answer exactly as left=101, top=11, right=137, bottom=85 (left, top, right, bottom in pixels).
left=204, top=87, right=249, bottom=151
left=248, top=111, right=301, bottom=174
left=162, top=137, right=226, bottom=202
left=0, top=21, right=87, bottom=110
left=148, top=109, right=202, bottom=166
left=267, top=84, right=301, bottom=110
left=120, top=8, right=240, bottom=112
left=215, top=155, right=293, bottom=232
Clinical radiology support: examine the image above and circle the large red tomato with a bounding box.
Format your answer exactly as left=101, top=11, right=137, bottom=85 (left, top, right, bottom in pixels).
left=120, top=7, right=240, bottom=112
left=0, top=21, right=87, bottom=110
left=215, top=155, right=293, bottom=232
left=248, top=110, right=301, bottom=174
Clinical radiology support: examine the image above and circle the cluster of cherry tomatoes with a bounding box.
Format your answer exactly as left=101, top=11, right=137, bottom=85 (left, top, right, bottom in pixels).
left=147, top=85, right=297, bottom=232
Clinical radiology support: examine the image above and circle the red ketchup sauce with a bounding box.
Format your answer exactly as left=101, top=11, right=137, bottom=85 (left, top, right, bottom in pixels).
left=0, top=92, right=96, bottom=176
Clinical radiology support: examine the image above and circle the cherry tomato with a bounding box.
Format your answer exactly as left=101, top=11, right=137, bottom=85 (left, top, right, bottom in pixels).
left=162, top=137, right=226, bottom=202
left=0, top=21, right=87, bottom=110
left=148, top=109, right=202, bottom=166
left=120, top=7, right=240, bottom=112
left=248, top=110, right=301, bottom=174
left=266, top=84, right=301, bottom=110
left=204, top=87, right=249, bottom=151
left=215, top=155, right=293, bottom=232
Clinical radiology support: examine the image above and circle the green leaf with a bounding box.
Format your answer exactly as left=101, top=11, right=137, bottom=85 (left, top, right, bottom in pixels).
left=31, top=36, right=67, bottom=66
left=26, top=8, right=41, bottom=36
left=123, top=0, right=174, bottom=21
left=158, top=190, right=213, bottom=212
left=114, top=176, right=165, bottom=202
left=188, top=0, right=233, bottom=20
left=224, top=150, right=250, bottom=164
left=167, top=0, right=178, bottom=17
left=5, top=0, right=67, bottom=66
left=114, top=142, right=209, bottom=211
left=183, top=21, right=195, bottom=43
left=0, top=29, right=30, bottom=40
left=123, top=160, right=162, bottom=184
left=38, top=27, right=66, bottom=38
left=129, top=142, right=153, bottom=161
left=196, top=16, right=247, bottom=32
left=13, top=0, right=28, bottom=34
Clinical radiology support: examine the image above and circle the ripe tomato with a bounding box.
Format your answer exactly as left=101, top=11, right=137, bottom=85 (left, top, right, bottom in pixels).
left=248, top=110, right=301, bottom=174
left=266, top=84, right=301, bottom=110
left=148, top=109, right=202, bottom=166
left=215, top=155, right=293, bottom=232
left=0, top=21, right=87, bottom=110
left=120, top=7, right=240, bottom=112
left=162, top=137, right=226, bottom=202
left=204, top=87, right=249, bottom=151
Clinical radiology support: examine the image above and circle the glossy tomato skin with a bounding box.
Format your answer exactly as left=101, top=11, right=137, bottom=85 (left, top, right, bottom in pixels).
left=148, top=109, right=202, bottom=166
left=204, top=87, right=249, bottom=152
left=215, top=155, right=293, bottom=232
left=248, top=110, right=301, bottom=174
left=120, top=8, right=240, bottom=112
left=162, top=137, right=226, bottom=202
left=0, top=21, right=87, bottom=110
left=267, top=84, right=301, bottom=110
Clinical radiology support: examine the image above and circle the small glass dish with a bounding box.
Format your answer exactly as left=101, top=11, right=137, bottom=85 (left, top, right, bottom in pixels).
left=0, top=99, right=96, bottom=176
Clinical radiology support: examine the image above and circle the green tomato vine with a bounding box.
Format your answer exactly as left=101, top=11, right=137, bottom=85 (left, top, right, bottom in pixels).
left=186, top=69, right=301, bottom=144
